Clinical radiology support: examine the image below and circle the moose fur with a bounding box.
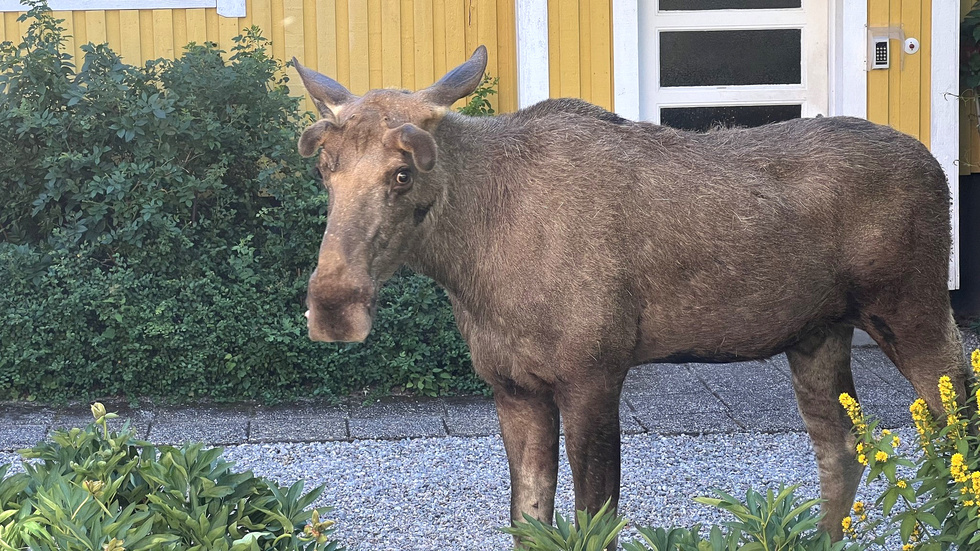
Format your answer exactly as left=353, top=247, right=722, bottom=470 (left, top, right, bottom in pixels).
left=293, top=46, right=970, bottom=545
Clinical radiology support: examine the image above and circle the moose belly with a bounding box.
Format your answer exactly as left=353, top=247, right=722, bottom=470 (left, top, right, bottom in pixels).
left=631, top=286, right=845, bottom=366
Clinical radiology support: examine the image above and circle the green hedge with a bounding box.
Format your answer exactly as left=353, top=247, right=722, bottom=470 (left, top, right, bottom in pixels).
left=0, top=1, right=481, bottom=404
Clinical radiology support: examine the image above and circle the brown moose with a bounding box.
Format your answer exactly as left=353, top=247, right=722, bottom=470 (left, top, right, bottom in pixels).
left=293, top=46, right=969, bottom=544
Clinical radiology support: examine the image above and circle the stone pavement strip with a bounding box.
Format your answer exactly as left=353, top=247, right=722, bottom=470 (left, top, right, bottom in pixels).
left=1, top=337, right=976, bottom=452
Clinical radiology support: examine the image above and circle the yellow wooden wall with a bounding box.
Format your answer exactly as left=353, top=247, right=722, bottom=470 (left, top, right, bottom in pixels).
left=547, top=0, right=614, bottom=111
left=866, top=0, right=932, bottom=148
left=0, top=0, right=518, bottom=114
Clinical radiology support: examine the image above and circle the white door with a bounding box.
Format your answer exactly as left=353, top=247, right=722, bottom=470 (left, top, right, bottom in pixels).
left=637, top=0, right=828, bottom=130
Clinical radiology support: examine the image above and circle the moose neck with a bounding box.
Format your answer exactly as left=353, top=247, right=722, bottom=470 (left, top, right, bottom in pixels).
left=404, top=112, right=511, bottom=310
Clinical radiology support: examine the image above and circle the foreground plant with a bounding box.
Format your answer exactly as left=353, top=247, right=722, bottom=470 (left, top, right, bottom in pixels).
left=839, top=348, right=980, bottom=550
left=504, top=486, right=848, bottom=551
left=0, top=403, right=342, bottom=550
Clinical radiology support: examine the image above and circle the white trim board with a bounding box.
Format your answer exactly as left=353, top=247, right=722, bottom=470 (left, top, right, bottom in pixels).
left=515, top=0, right=549, bottom=108
left=932, top=0, right=960, bottom=289
left=0, top=0, right=245, bottom=17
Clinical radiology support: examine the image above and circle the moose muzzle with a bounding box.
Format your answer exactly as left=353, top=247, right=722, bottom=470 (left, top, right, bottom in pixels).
left=305, top=260, right=376, bottom=343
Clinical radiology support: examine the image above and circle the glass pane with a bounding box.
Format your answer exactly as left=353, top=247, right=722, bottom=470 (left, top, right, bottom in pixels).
left=660, top=30, right=801, bottom=86
left=660, top=105, right=802, bottom=132
left=660, top=0, right=800, bottom=10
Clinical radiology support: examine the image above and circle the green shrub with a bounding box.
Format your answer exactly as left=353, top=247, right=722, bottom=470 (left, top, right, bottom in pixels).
left=0, top=404, right=342, bottom=550
left=0, top=0, right=484, bottom=404
left=836, top=349, right=980, bottom=550
left=504, top=486, right=846, bottom=551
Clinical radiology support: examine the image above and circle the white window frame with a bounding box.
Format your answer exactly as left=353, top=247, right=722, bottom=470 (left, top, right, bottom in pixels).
left=610, top=0, right=959, bottom=290
left=0, top=0, right=244, bottom=17
left=635, top=5, right=828, bottom=122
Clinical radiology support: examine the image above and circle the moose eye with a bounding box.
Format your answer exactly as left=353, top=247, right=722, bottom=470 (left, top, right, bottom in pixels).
left=393, top=168, right=412, bottom=189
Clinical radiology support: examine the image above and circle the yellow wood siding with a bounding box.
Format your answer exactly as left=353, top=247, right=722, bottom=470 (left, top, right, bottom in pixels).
left=866, top=0, right=932, bottom=147
left=0, top=0, right=517, bottom=114
left=547, top=0, right=614, bottom=111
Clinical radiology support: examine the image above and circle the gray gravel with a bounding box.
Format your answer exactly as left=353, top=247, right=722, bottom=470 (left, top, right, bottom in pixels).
left=217, top=429, right=908, bottom=550
left=0, top=428, right=917, bottom=549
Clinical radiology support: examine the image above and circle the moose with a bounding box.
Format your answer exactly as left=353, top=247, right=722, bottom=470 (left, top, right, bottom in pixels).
left=293, top=46, right=969, bottom=544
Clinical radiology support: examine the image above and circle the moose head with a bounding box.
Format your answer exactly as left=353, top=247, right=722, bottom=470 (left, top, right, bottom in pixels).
left=294, top=47, right=488, bottom=342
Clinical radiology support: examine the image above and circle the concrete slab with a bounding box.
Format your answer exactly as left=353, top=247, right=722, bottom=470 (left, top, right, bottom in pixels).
left=635, top=410, right=742, bottom=435
left=349, top=397, right=448, bottom=439
left=148, top=407, right=251, bottom=446
left=624, top=365, right=706, bottom=396
left=250, top=402, right=348, bottom=442
left=444, top=397, right=499, bottom=437
left=729, top=407, right=806, bottom=433
left=348, top=416, right=447, bottom=440
left=627, top=389, right=728, bottom=415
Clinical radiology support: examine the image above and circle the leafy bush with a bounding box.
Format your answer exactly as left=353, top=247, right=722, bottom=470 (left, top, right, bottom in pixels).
left=836, top=348, right=980, bottom=550
left=0, top=0, right=484, bottom=403
left=504, top=486, right=846, bottom=551
left=0, top=404, right=341, bottom=550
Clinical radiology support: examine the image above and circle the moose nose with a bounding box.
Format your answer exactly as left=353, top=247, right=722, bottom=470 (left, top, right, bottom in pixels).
left=305, top=260, right=376, bottom=342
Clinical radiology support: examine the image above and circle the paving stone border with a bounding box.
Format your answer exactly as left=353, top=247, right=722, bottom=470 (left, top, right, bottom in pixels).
left=1, top=335, right=974, bottom=452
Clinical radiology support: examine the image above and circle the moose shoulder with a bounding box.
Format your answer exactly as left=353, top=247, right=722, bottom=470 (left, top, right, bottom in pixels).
left=293, top=46, right=969, bottom=546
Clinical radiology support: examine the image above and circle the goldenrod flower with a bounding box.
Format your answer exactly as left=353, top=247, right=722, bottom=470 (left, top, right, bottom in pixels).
left=853, top=501, right=865, bottom=515
left=971, top=349, right=980, bottom=377
left=910, top=399, right=933, bottom=447
left=839, top=393, right=866, bottom=431
left=875, top=451, right=888, bottom=463
left=940, top=376, right=957, bottom=411
left=951, top=453, right=969, bottom=483
left=841, top=515, right=854, bottom=536
left=897, top=479, right=908, bottom=489
left=858, top=454, right=868, bottom=465
left=892, top=435, right=900, bottom=448
left=903, top=545, right=914, bottom=551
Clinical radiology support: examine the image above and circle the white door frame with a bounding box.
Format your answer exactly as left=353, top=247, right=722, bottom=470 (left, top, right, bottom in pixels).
left=612, top=0, right=868, bottom=120
left=635, top=5, right=828, bottom=122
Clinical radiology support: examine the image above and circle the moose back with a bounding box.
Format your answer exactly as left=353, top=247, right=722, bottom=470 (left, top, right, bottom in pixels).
left=292, top=46, right=969, bottom=544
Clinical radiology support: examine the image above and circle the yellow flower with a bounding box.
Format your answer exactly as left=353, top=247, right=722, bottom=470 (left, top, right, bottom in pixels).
left=951, top=453, right=969, bottom=483
left=971, top=349, right=980, bottom=377
left=939, top=376, right=957, bottom=411
left=852, top=501, right=865, bottom=515
left=839, top=393, right=866, bottom=431
left=841, top=515, right=854, bottom=535
left=858, top=454, right=868, bottom=465
left=897, top=479, right=908, bottom=488
left=909, top=399, right=933, bottom=447
left=892, top=435, right=901, bottom=448
left=875, top=451, right=888, bottom=462
left=903, top=545, right=914, bottom=551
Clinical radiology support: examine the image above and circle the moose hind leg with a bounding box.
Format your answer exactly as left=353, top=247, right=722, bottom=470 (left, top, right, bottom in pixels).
left=786, top=324, right=864, bottom=541
left=862, top=306, right=970, bottom=418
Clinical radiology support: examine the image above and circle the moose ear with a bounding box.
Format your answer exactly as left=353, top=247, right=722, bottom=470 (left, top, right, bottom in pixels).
left=298, top=119, right=339, bottom=157
left=293, top=57, right=356, bottom=120
left=384, top=124, right=437, bottom=172
left=416, top=46, right=488, bottom=108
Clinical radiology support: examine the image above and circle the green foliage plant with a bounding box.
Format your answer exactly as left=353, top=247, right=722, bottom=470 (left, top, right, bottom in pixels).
left=457, top=74, right=499, bottom=116
left=0, top=403, right=341, bottom=550
left=504, top=486, right=848, bottom=551
left=0, top=0, right=485, bottom=404
left=837, top=348, right=980, bottom=550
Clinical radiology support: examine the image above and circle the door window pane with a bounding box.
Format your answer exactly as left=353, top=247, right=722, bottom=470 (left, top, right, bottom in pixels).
left=660, top=0, right=800, bottom=10
left=660, top=30, right=801, bottom=86
left=660, top=104, right=802, bottom=131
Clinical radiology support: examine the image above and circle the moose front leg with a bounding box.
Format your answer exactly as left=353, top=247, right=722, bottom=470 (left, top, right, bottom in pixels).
left=494, top=383, right=561, bottom=530
left=556, top=380, right=624, bottom=523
